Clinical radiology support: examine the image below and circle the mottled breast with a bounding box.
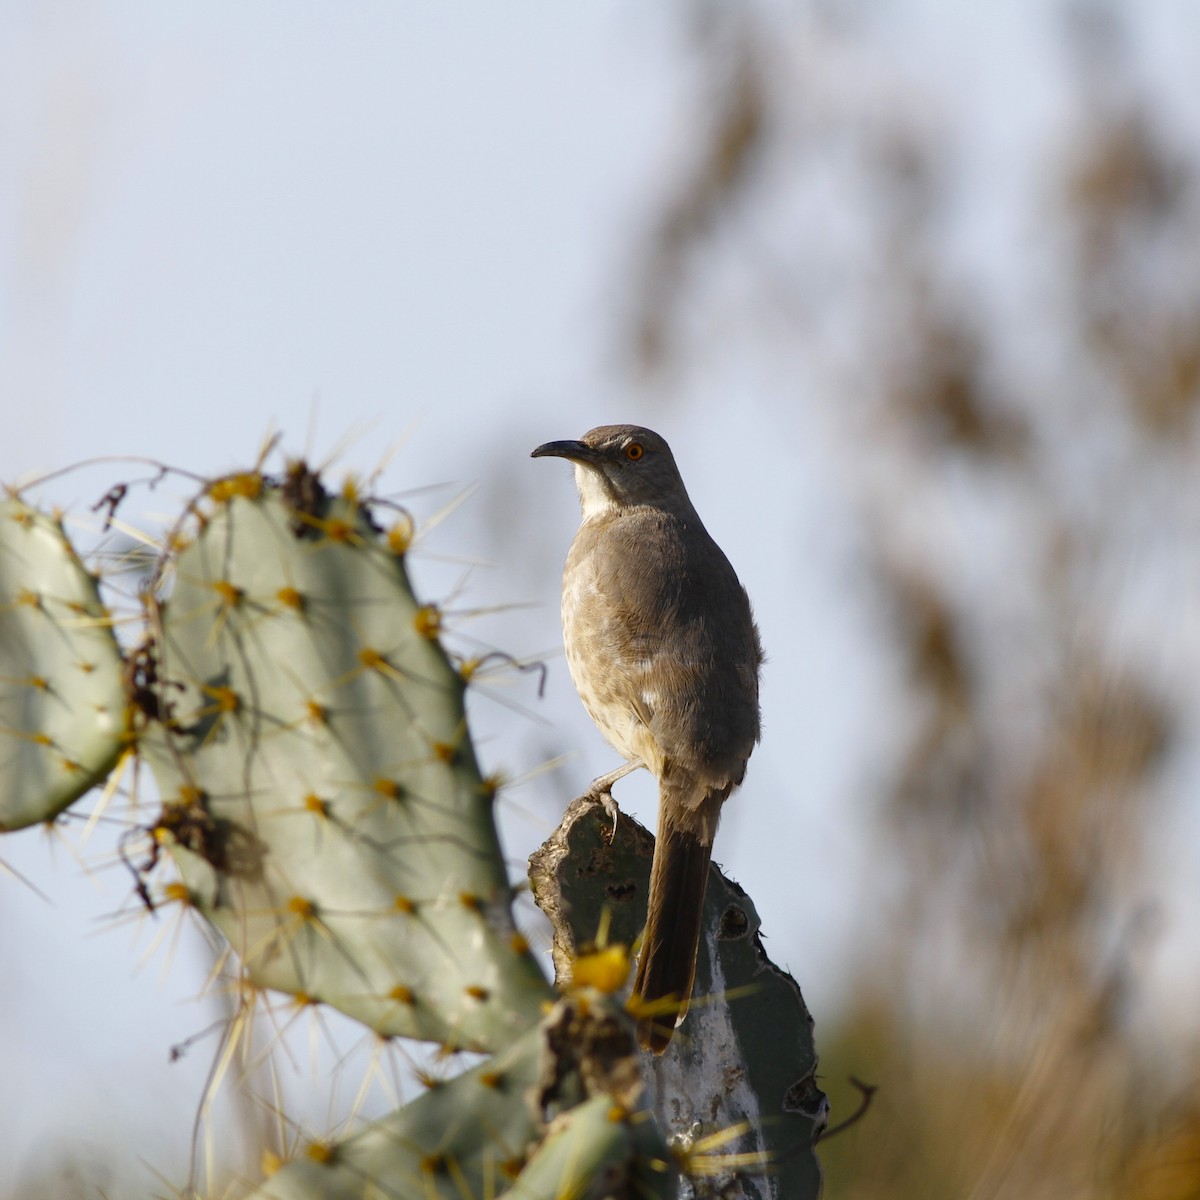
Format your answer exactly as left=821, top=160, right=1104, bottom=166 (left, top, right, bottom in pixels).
left=560, top=504, right=762, bottom=788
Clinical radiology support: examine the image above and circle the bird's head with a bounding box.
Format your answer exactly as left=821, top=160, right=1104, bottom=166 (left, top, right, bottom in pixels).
left=531, top=425, right=693, bottom=519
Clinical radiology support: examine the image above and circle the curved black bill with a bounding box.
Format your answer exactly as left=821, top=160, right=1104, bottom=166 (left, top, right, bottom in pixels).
left=530, top=439, right=596, bottom=462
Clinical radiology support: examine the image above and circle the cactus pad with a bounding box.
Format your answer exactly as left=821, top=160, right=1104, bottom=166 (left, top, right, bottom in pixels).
left=530, top=796, right=827, bottom=1199
left=0, top=498, right=127, bottom=831
left=250, top=998, right=674, bottom=1200
left=142, top=479, right=551, bottom=1051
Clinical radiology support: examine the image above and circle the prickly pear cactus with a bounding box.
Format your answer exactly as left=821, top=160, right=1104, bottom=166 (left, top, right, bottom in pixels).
left=251, top=1001, right=676, bottom=1200
left=142, top=472, right=551, bottom=1052
left=0, top=458, right=823, bottom=1200
left=531, top=796, right=827, bottom=1200
left=0, top=497, right=128, bottom=831
left=503, top=1091, right=675, bottom=1200
left=250, top=1025, right=549, bottom=1200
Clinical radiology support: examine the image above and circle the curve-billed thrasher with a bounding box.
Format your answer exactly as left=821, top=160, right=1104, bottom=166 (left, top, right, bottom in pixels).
left=532, top=424, right=762, bottom=1052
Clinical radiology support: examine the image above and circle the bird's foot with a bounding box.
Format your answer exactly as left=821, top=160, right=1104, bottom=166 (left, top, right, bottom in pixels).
left=579, top=760, right=641, bottom=843
left=584, top=786, right=621, bottom=843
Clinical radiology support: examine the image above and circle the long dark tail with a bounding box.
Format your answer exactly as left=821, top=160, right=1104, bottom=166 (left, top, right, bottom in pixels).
left=631, top=805, right=715, bottom=1054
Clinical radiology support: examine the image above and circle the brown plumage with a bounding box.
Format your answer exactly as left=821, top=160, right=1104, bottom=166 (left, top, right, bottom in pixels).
left=532, top=425, right=762, bottom=1052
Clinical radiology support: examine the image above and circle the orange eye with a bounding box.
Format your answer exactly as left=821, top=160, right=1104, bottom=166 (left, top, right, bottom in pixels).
left=625, top=443, right=644, bottom=461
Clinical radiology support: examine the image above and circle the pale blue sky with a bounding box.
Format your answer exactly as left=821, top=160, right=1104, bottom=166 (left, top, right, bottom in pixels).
left=3, top=3, right=1198, bottom=1193
left=0, top=7, right=874, bottom=1188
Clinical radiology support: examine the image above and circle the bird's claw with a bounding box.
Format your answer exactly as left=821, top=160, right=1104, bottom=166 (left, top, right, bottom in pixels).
left=586, top=787, right=621, bottom=843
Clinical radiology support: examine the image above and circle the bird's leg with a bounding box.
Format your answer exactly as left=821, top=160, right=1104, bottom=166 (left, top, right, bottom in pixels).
left=583, top=760, right=643, bottom=841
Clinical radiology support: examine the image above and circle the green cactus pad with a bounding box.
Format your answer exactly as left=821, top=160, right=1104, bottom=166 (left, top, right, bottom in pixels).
left=143, top=479, right=550, bottom=1051
left=249, top=1024, right=547, bottom=1200
left=0, top=498, right=128, bottom=831
left=504, top=1093, right=676, bottom=1200
left=530, top=796, right=827, bottom=1200
left=248, top=1000, right=673, bottom=1200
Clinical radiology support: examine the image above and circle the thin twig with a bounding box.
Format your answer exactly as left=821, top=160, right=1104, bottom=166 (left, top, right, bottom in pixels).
left=817, top=1077, right=877, bottom=1141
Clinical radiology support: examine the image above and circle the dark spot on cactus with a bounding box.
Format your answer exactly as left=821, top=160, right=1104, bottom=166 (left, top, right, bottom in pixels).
left=535, top=996, right=643, bottom=1118
left=147, top=790, right=236, bottom=875
left=128, top=792, right=266, bottom=906
left=280, top=459, right=328, bottom=538
left=718, top=904, right=749, bottom=939
left=122, top=636, right=182, bottom=728
left=605, top=879, right=637, bottom=903
left=783, top=1074, right=830, bottom=1124
left=154, top=799, right=267, bottom=888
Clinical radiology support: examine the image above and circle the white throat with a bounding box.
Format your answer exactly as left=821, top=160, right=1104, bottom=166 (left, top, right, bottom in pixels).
left=574, top=463, right=619, bottom=520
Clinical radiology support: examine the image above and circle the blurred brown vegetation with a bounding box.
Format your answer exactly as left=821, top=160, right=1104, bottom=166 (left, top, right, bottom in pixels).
left=626, top=6, right=1200, bottom=1198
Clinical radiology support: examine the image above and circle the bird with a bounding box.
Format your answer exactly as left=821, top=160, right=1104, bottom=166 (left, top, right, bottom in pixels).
left=532, top=424, right=762, bottom=1052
